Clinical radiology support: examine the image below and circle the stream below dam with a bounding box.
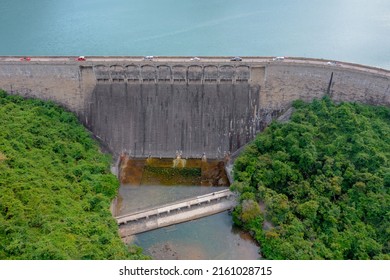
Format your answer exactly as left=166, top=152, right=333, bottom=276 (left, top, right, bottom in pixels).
left=112, top=157, right=260, bottom=260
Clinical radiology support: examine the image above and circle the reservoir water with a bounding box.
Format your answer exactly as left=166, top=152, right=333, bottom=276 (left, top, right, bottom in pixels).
left=1, top=0, right=389, bottom=259
left=1, top=0, right=390, bottom=69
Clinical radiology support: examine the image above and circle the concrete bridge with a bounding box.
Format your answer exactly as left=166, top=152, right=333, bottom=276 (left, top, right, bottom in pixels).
left=0, top=56, right=389, bottom=159
left=116, top=189, right=236, bottom=236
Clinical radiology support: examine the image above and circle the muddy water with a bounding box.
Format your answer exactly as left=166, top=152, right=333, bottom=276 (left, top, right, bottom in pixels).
left=133, top=212, right=260, bottom=260
left=114, top=157, right=260, bottom=259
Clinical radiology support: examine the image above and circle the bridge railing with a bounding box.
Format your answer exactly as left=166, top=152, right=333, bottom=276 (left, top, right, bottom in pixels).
left=116, top=189, right=235, bottom=225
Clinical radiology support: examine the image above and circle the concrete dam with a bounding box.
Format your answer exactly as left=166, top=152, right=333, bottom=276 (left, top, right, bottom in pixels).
left=0, top=56, right=389, bottom=159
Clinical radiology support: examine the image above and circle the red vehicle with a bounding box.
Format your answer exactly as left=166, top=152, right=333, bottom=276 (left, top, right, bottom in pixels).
left=76, top=56, right=86, bottom=61
left=20, top=57, right=31, bottom=62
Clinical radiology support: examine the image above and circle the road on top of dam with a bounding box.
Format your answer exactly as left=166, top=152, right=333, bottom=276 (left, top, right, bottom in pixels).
left=0, top=56, right=389, bottom=76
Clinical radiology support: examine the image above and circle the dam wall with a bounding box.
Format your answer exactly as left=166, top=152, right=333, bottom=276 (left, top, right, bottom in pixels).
left=0, top=56, right=389, bottom=158
left=0, top=60, right=95, bottom=117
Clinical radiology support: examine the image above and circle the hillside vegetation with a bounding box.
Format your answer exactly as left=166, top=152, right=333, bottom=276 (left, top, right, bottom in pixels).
left=0, top=90, right=146, bottom=259
left=232, top=97, right=390, bottom=259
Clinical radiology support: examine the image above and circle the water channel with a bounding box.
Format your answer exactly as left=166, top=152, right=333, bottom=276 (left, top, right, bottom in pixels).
left=112, top=157, right=260, bottom=259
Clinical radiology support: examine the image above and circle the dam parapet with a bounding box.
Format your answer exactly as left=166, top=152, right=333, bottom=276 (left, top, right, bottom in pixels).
left=1, top=56, right=389, bottom=158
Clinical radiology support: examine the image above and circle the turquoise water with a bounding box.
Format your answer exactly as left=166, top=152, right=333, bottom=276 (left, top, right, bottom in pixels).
left=1, top=0, right=390, bottom=68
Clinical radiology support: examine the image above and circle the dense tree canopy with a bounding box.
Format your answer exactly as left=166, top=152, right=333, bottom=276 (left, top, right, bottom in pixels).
left=232, top=97, right=390, bottom=259
left=0, top=90, right=146, bottom=259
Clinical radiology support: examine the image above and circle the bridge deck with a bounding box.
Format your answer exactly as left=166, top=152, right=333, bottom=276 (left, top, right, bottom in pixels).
left=116, top=189, right=234, bottom=225
left=116, top=189, right=237, bottom=236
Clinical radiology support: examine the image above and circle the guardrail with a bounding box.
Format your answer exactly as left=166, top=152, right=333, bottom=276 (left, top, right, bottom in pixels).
left=116, top=189, right=235, bottom=225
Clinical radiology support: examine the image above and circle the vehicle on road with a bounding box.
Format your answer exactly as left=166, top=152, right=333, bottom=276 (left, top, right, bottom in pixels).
left=144, top=56, right=154, bottom=60
left=230, top=56, right=242, bottom=61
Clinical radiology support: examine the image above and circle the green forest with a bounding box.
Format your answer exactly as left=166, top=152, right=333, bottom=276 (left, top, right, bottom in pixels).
left=232, top=97, right=390, bottom=259
left=0, top=90, right=146, bottom=259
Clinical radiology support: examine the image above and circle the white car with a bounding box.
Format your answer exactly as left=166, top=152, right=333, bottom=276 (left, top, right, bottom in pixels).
left=273, top=56, right=285, bottom=61
left=230, top=56, right=242, bottom=61
left=190, top=57, right=200, bottom=61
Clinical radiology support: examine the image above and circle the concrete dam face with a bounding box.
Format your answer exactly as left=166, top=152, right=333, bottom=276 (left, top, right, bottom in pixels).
left=0, top=57, right=389, bottom=159
left=88, top=71, right=260, bottom=158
